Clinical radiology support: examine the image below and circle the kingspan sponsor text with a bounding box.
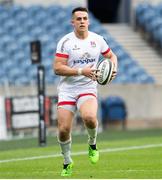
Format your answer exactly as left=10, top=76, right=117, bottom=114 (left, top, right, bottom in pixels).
left=74, top=58, right=95, bottom=64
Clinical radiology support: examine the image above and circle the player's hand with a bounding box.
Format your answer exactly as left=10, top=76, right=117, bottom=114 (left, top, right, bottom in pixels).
left=91, top=69, right=100, bottom=81
left=82, top=65, right=99, bottom=81
left=111, top=70, right=117, bottom=80
left=110, top=64, right=117, bottom=81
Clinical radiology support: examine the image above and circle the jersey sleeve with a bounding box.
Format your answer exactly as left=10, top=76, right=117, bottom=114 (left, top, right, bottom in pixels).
left=55, top=37, right=70, bottom=58
left=100, top=37, right=111, bottom=56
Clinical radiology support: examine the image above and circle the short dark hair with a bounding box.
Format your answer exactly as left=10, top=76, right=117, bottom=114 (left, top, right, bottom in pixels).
left=72, top=7, right=88, bottom=16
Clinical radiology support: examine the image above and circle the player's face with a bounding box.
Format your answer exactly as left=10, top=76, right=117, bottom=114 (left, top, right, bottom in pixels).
left=71, top=11, right=89, bottom=32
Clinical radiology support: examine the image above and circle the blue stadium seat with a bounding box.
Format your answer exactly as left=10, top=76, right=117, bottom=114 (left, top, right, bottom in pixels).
left=101, top=96, right=127, bottom=129
left=114, top=74, right=132, bottom=83
left=136, top=3, right=152, bottom=27
left=0, top=10, right=10, bottom=24
left=135, top=73, right=154, bottom=83
left=0, top=52, right=6, bottom=62
left=9, top=5, right=25, bottom=17
left=148, top=16, right=161, bottom=36
left=14, top=76, right=30, bottom=85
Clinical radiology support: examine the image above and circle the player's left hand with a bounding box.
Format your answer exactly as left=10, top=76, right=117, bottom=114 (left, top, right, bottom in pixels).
left=110, top=69, right=117, bottom=82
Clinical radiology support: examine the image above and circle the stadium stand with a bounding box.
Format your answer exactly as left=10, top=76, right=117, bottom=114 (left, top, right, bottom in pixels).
left=104, top=23, right=162, bottom=84
left=0, top=4, right=155, bottom=86
left=135, top=2, right=162, bottom=49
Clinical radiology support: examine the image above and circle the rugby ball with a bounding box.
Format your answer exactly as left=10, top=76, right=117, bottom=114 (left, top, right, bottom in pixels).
left=96, top=59, right=114, bottom=85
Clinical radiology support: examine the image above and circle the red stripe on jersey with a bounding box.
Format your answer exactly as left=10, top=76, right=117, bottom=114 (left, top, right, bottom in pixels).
left=77, top=93, right=97, bottom=100
left=58, top=101, right=76, bottom=106
left=101, top=48, right=111, bottom=55
left=56, top=53, right=69, bottom=58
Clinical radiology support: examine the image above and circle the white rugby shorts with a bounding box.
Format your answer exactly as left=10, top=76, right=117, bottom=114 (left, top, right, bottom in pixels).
left=57, top=91, right=97, bottom=113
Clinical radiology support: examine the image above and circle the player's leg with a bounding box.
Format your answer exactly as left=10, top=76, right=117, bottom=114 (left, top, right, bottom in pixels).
left=57, top=106, right=75, bottom=176
left=77, top=95, right=99, bottom=164
left=77, top=95, right=98, bottom=144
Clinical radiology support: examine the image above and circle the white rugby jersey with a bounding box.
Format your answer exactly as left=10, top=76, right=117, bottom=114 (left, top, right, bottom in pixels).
left=55, top=31, right=110, bottom=92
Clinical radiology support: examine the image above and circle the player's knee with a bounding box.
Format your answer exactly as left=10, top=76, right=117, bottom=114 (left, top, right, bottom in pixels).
left=58, top=126, right=71, bottom=141
left=59, top=125, right=70, bottom=136
left=82, top=114, right=97, bottom=127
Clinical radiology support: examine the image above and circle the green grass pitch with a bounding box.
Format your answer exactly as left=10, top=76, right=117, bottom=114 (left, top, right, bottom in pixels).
left=0, top=129, right=162, bottom=179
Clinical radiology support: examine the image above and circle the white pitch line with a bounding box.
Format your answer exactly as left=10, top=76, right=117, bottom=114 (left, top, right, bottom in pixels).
left=0, top=143, right=162, bottom=164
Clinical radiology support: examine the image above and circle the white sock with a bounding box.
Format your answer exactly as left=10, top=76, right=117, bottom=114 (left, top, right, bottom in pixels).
left=58, top=138, right=73, bottom=165
left=86, top=125, right=98, bottom=145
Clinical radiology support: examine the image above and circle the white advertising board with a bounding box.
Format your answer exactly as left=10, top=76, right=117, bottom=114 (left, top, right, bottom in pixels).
left=11, top=96, right=39, bottom=129
left=0, top=96, right=7, bottom=140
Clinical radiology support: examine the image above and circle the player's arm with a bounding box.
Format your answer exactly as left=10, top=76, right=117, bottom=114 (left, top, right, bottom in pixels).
left=53, top=56, right=97, bottom=79
left=53, top=56, right=78, bottom=76
left=103, top=49, right=118, bottom=71
left=103, top=49, right=118, bottom=80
